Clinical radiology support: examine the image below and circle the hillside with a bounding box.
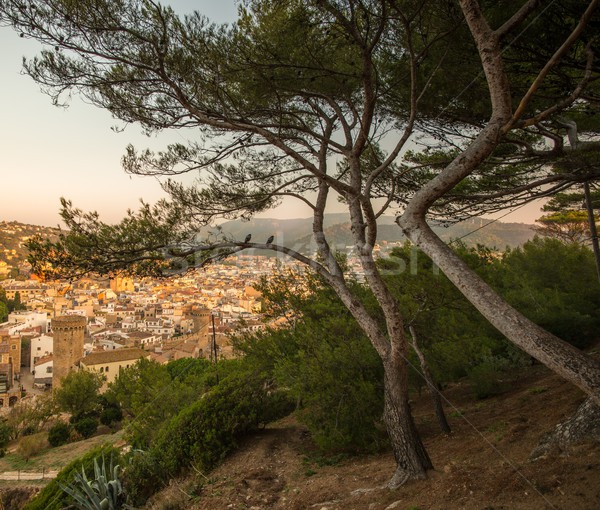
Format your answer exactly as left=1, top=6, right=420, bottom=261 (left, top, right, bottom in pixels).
left=146, top=362, right=599, bottom=510
left=215, top=215, right=535, bottom=252
left=0, top=221, right=60, bottom=277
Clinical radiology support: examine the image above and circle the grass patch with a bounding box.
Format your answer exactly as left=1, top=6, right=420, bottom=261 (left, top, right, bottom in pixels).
left=528, top=386, right=548, bottom=395
left=486, top=420, right=508, bottom=441
left=0, top=430, right=124, bottom=473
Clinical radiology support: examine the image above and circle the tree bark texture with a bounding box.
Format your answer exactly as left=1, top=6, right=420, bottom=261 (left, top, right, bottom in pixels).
left=383, top=352, right=433, bottom=488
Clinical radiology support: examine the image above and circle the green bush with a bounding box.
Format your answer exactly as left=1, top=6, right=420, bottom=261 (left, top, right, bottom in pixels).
left=121, top=450, right=164, bottom=507
left=275, top=325, right=387, bottom=453
left=154, top=371, right=293, bottom=477
left=100, top=407, right=123, bottom=426
left=73, top=417, right=98, bottom=439
left=0, top=421, right=12, bottom=455
left=24, top=445, right=121, bottom=510
left=48, top=422, right=71, bottom=447
left=467, top=357, right=511, bottom=399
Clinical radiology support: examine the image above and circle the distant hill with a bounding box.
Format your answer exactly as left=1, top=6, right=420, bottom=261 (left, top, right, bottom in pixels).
left=216, top=215, right=535, bottom=252
left=0, top=221, right=60, bottom=276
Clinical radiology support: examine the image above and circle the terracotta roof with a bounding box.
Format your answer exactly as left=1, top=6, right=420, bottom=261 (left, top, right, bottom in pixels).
left=172, top=342, right=197, bottom=353
left=80, top=347, right=148, bottom=366
left=35, top=354, right=53, bottom=366
left=148, top=352, right=170, bottom=364
left=127, top=331, right=155, bottom=339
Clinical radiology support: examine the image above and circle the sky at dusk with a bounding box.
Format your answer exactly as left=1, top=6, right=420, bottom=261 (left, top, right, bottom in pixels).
left=0, top=0, right=544, bottom=228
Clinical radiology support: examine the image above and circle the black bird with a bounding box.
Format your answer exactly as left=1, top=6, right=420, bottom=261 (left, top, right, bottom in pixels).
left=266, top=235, right=274, bottom=244
left=244, top=234, right=252, bottom=243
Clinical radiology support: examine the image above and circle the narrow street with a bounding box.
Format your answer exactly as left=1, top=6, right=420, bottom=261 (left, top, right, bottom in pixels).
left=18, top=366, right=46, bottom=397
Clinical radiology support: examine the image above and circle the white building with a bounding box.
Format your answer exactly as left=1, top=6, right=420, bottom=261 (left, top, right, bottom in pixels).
left=30, top=333, right=54, bottom=367
left=7, top=311, right=48, bottom=333
left=33, top=355, right=53, bottom=389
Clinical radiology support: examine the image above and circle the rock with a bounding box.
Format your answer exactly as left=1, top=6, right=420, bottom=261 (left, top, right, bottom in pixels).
left=350, top=487, right=376, bottom=496
left=530, top=398, right=600, bottom=461
left=384, top=501, right=402, bottom=509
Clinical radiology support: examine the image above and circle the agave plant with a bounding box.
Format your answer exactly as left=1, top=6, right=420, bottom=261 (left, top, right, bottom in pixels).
left=60, top=455, right=126, bottom=510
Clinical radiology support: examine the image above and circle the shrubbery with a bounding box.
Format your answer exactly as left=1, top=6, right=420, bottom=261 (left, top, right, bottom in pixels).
left=123, top=369, right=293, bottom=505
left=73, top=417, right=98, bottom=439
left=100, top=406, right=123, bottom=427
left=0, top=421, right=12, bottom=456
left=48, top=422, right=71, bottom=447
left=154, top=370, right=293, bottom=476
left=467, top=357, right=512, bottom=399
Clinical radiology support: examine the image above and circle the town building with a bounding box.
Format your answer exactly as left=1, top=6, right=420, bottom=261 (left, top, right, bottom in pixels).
left=79, top=347, right=150, bottom=389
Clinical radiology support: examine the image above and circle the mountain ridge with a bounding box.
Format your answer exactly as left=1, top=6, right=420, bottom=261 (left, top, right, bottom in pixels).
left=214, top=215, right=535, bottom=251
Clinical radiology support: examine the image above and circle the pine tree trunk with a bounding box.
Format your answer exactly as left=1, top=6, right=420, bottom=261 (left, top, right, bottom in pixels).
left=409, top=326, right=451, bottom=434
left=382, top=352, right=433, bottom=488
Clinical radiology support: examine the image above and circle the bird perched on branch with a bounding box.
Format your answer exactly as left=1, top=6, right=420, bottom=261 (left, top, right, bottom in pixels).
left=266, top=235, right=274, bottom=244
left=244, top=234, right=252, bottom=243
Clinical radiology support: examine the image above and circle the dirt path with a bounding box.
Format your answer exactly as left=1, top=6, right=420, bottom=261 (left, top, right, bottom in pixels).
left=0, top=470, right=58, bottom=481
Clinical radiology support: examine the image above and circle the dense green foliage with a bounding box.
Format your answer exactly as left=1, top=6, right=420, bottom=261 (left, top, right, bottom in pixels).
left=153, top=369, right=292, bottom=475
left=496, top=238, right=600, bottom=349
left=73, top=417, right=99, bottom=439
left=104, top=357, right=214, bottom=448
left=0, top=421, right=12, bottom=455
left=233, top=239, right=600, bottom=451
left=99, top=406, right=123, bottom=427
left=48, top=422, right=71, bottom=447
left=234, top=272, right=387, bottom=453
left=54, top=370, right=104, bottom=418
left=0, top=288, right=26, bottom=321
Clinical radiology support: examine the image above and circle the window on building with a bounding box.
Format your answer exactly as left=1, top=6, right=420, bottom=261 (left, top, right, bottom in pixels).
left=105, top=366, right=109, bottom=372
left=37, top=347, right=41, bottom=351
left=46, top=366, right=52, bottom=373
left=11, top=344, right=16, bottom=350
left=100, top=367, right=104, bottom=373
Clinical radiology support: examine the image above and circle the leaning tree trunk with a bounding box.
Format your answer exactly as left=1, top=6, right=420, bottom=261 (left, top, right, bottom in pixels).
left=409, top=326, right=451, bottom=434
left=400, top=218, right=600, bottom=406
left=383, top=350, right=433, bottom=488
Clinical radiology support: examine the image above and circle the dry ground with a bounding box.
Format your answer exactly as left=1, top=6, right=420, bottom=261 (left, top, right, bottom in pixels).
left=147, top=363, right=600, bottom=510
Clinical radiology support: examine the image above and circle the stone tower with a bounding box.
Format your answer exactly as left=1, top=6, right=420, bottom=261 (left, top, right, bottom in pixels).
left=192, top=307, right=211, bottom=336
left=52, top=315, right=86, bottom=388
